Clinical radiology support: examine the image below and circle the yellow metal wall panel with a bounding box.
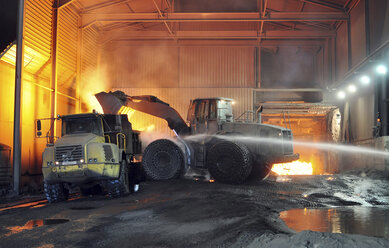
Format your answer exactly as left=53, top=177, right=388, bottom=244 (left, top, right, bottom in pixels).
left=0, top=61, right=52, bottom=182
left=57, top=5, right=79, bottom=93
left=24, top=0, right=53, bottom=79
left=113, top=87, right=253, bottom=137
left=81, top=27, right=98, bottom=78
left=179, top=47, right=255, bottom=88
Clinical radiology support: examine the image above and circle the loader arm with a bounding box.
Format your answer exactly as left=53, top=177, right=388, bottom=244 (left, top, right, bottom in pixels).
left=95, top=91, right=190, bottom=135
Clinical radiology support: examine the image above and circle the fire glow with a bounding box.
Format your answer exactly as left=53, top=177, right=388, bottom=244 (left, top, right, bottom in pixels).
left=271, top=160, right=313, bottom=176
left=118, top=106, right=155, bottom=132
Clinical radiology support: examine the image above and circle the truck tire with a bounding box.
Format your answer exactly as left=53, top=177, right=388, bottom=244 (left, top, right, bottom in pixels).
left=44, top=182, right=69, bottom=203
left=107, top=160, right=130, bottom=198
left=142, top=139, right=184, bottom=180
left=248, top=162, right=272, bottom=181
left=207, top=141, right=252, bottom=184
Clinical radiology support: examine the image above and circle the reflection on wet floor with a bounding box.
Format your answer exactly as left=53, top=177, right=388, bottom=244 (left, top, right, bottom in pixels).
left=0, top=194, right=83, bottom=212
left=0, top=200, right=47, bottom=211
left=280, top=206, right=389, bottom=238
left=3, top=219, right=69, bottom=237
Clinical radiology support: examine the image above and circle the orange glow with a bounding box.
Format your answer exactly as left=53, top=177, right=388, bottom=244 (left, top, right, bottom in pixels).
left=209, top=179, right=215, bottom=183
left=4, top=220, right=44, bottom=237
left=271, top=160, right=313, bottom=176
left=80, top=66, right=111, bottom=113
left=118, top=106, right=155, bottom=132
left=0, top=200, right=47, bottom=212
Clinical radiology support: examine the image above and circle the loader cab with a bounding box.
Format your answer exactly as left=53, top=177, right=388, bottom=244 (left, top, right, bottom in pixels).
left=187, top=98, right=233, bottom=134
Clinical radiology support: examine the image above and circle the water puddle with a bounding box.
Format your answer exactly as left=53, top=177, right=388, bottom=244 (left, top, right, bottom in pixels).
left=280, top=207, right=389, bottom=238
left=3, top=219, right=69, bottom=237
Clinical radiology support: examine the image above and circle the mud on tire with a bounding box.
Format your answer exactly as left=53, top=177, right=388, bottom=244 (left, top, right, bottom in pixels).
left=107, top=160, right=130, bottom=198
left=44, top=182, right=69, bottom=203
left=142, top=139, right=184, bottom=180
left=207, top=140, right=252, bottom=184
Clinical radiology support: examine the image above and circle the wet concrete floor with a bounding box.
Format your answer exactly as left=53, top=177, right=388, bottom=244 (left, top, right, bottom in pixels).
left=281, top=206, right=389, bottom=238
left=0, top=172, right=389, bottom=247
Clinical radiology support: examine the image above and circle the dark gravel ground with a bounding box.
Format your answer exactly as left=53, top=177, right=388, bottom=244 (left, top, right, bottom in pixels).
left=0, top=172, right=389, bottom=248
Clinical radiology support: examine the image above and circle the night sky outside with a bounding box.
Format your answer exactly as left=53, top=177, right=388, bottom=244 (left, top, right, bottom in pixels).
left=0, top=0, right=17, bottom=51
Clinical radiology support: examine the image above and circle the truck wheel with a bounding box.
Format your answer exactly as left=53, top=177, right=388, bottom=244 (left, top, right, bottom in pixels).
left=142, top=139, right=184, bottom=180
left=207, top=141, right=252, bottom=184
left=248, top=162, right=272, bottom=181
left=44, top=182, right=69, bottom=203
left=107, top=160, right=130, bottom=198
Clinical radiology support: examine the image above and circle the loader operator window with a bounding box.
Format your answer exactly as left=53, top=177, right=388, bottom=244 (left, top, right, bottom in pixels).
left=209, top=100, right=217, bottom=120
left=62, top=117, right=103, bottom=136
left=196, top=100, right=209, bottom=121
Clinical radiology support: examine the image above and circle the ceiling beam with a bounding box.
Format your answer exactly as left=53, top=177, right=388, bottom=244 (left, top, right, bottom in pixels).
left=82, top=12, right=349, bottom=28
left=152, top=0, right=176, bottom=40
left=58, top=0, right=75, bottom=9
left=301, top=0, right=345, bottom=11
left=99, top=30, right=335, bottom=43
left=108, top=39, right=326, bottom=47
left=82, top=0, right=133, bottom=13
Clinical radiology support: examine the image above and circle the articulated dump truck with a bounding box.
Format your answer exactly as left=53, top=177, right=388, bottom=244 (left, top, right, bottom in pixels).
left=38, top=113, right=142, bottom=203
left=96, top=91, right=299, bottom=184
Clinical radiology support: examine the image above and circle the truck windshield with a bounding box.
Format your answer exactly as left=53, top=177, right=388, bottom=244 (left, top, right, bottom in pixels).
left=62, top=117, right=102, bottom=136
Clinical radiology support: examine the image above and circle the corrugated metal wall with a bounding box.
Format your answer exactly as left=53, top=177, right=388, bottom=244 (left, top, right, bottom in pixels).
left=24, top=0, right=53, bottom=82
left=57, top=5, right=78, bottom=95
left=112, top=46, right=179, bottom=88
left=336, top=22, right=348, bottom=81
left=179, top=47, right=255, bottom=87
left=350, top=0, right=366, bottom=68
left=81, top=26, right=98, bottom=81
left=369, top=0, right=389, bottom=52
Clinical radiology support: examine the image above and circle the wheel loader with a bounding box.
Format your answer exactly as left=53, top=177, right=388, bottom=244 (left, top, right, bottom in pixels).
left=37, top=112, right=142, bottom=203
left=96, top=91, right=299, bottom=184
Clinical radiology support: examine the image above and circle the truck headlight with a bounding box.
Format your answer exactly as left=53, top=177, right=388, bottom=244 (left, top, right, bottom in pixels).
left=80, top=159, right=84, bottom=163
left=88, top=158, right=92, bottom=163
left=94, top=158, right=97, bottom=162
left=55, top=161, right=59, bottom=165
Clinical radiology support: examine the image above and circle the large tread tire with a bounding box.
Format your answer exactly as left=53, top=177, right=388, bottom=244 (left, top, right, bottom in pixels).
left=142, top=139, right=184, bottom=180
left=248, top=162, right=272, bottom=181
left=44, top=182, right=69, bottom=203
left=107, top=160, right=130, bottom=198
left=207, top=141, right=252, bottom=184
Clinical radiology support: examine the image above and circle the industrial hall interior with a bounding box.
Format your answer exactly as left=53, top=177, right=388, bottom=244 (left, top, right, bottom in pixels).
left=0, top=0, right=389, bottom=247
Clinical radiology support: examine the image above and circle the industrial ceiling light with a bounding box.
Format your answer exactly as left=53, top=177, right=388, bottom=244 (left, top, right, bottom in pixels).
left=337, top=91, right=346, bottom=99
left=360, top=75, right=370, bottom=85
left=347, top=84, right=357, bottom=93
left=376, top=65, right=387, bottom=75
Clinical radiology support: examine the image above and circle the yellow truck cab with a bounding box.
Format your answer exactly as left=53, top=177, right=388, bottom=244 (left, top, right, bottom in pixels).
left=39, top=113, right=142, bottom=202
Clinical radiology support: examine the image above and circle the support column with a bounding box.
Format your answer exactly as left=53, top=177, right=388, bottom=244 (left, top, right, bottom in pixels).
left=12, top=0, right=25, bottom=195
left=50, top=1, right=59, bottom=142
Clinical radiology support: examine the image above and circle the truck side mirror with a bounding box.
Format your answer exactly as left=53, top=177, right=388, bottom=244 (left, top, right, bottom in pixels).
left=37, top=120, right=42, bottom=137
